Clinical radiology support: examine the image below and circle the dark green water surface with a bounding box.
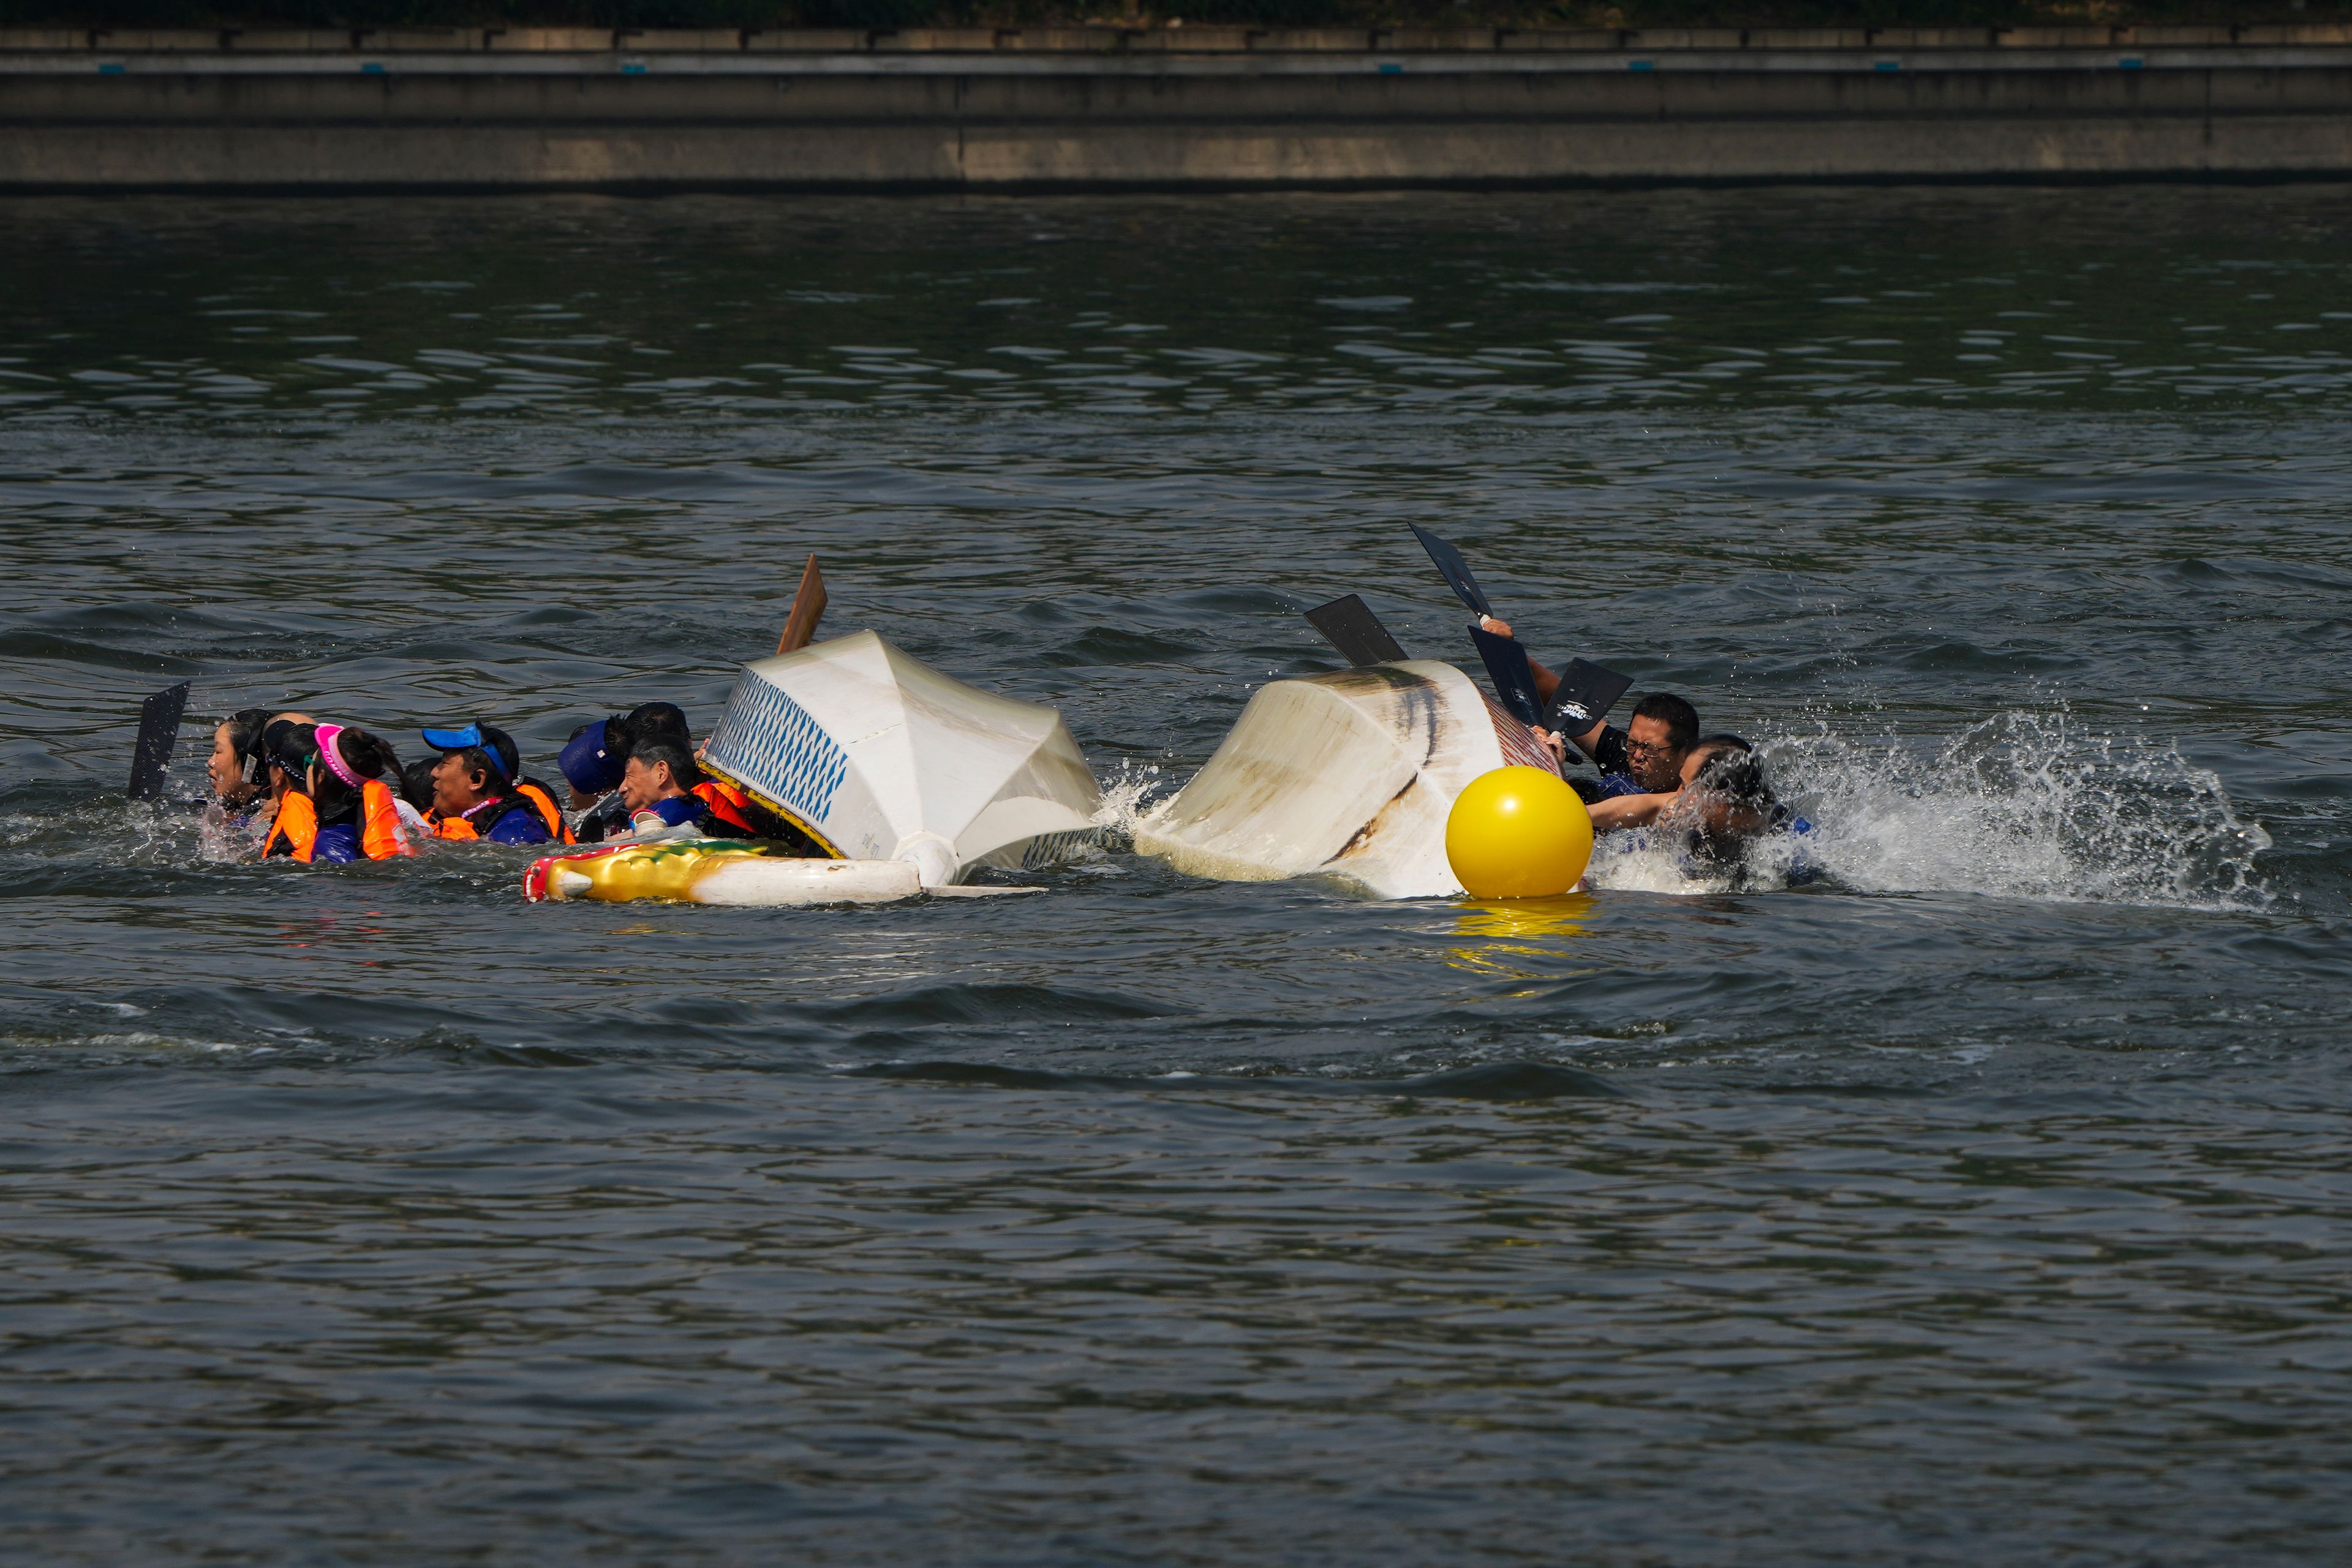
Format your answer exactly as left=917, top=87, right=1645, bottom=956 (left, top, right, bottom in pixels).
left=2, top=187, right=2349, bottom=1565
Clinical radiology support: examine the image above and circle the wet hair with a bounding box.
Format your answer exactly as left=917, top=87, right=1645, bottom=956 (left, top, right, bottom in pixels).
left=311, top=728, right=401, bottom=821
left=219, top=707, right=274, bottom=790
left=263, top=720, right=317, bottom=785
left=1688, top=734, right=1775, bottom=812
left=605, top=702, right=691, bottom=760
left=628, top=738, right=704, bottom=791
left=1631, top=693, right=1700, bottom=752
left=399, top=758, right=439, bottom=813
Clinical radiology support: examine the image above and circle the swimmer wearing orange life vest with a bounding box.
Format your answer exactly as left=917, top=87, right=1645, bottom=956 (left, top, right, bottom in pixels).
left=261, top=723, right=419, bottom=864
left=420, top=722, right=571, bottom=846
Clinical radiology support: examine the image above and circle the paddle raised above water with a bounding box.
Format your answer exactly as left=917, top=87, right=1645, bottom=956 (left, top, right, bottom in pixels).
left=1469, top=626, right=1546, bottom=725
left=1545, top=657, right=1635, bottom=734
left=775, top=554, right=828, bottom=656
left=127, top=680, right=189, bottom=801
left=1304, top=594, right=1409, bottom=667
left=1406, top=526, right=1634, bottom=734
left=1409, top=522, right=1494, bottom=617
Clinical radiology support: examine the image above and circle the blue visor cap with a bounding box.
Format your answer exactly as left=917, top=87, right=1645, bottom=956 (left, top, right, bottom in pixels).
left=559, top=718, right=625, bottom=794
left=422, top=722, right=519, bottom=783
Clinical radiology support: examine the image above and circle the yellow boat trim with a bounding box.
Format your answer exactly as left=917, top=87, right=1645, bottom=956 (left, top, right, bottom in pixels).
left=701, top=758, right=845, bottom=860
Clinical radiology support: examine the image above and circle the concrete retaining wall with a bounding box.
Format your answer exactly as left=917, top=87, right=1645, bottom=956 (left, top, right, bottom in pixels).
left=4, top=27, right=2350, bottom=189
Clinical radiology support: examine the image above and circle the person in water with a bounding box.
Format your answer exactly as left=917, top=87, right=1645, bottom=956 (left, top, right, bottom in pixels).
left=610, top=738, right=776, bottom=841
left=615, top=739, right=711, bottom=839
left=1472, top=615, right=1698, bottom=798
left=1588, top=734, right=1763, bottom=833
left=262, top=724, right=417, bottom=864
left=210, top=709, right=317, bottom=816
left=420, top=722, right=569, bottom=845
left=206, top=707, right=275, bottom=815
left=398, top=758, right=440, bottom=818
left=256, top=715, right=321, bottom=810
left=563, top=702, right=695, bottom=840
left=1589, top=734, right=1811, bottom=886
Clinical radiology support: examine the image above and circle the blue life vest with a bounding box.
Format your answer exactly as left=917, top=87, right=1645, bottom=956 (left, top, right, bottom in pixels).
left=641, top=796, right=701, bottom=829
left=311, top=822, right=363, bottom=864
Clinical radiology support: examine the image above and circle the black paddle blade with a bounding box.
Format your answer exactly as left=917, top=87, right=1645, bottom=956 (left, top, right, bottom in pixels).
left=1469, top=626, right=1544, bottom=727
left=127, top=680, right=190, bottom=801
left=1408, top=524, right=1493, bottom=617
left=1304, top=594, right=1409, bottom=667
left=1544, top=658, right=1634, bottom=736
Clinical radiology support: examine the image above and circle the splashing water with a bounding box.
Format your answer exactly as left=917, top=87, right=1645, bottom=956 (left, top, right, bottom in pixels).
left=1746, top=710, right=2272, bottom=910
left=1090, top=761, right=1166, bottom=845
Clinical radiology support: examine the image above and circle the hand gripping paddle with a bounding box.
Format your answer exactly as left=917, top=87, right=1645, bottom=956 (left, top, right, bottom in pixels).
left=1408, top=525, right=1634, bottom=733
left=1408, top=523, right=1493, bottom=618
left=1412, top=524, right=1544, bottom=722
left=1303, top=594, right=1408, bottom=667
left=127, top=680, right=190, bottom=801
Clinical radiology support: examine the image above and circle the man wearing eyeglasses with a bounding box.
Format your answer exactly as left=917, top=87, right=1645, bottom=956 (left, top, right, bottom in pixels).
left=1476, top=613, right=1699, bottom=799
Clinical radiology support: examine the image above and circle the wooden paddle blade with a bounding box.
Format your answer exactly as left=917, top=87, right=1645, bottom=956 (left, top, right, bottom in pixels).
left=1408, top=524, right=1493, bottom=617
left=127, top=680, right=190, bottom=800
left=1304, top=594, right=1409, bottom=667
left=776, top=554, right=828, bottom=655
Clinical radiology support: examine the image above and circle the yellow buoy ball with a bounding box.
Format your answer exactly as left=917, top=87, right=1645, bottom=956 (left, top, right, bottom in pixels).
left=1445, top=766, right=1594, bottom=900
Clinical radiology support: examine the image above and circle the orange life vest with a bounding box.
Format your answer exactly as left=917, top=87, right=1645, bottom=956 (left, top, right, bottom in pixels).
left=358, top=778, right=414, bottom=861
left=263, top=791, right=318, bottom=862
left=691, top=779, right=758, bottom=835
left=515, top=778, right=574, bottom=845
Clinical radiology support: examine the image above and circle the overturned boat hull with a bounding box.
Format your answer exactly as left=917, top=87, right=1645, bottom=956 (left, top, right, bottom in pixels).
left=1133, top=660, right=1556, bottom=900
left=699, top=629, right=1103, bottom=888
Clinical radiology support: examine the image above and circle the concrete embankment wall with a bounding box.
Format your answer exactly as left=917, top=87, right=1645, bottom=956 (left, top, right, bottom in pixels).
left=4, top=24, right=2351, bottom=189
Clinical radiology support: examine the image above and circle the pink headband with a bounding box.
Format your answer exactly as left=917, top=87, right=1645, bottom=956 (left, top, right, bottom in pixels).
left=311, top=724, right=366, bottom=790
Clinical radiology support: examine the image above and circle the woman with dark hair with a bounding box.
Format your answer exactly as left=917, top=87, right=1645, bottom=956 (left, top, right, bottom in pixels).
left=262, top=723, right=417, bottom=864
left=206, top=707, right=274, bottom=813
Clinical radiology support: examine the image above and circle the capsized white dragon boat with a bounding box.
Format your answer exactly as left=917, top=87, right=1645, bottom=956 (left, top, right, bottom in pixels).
left=698, top=628, right=1104, bottom=890
left=1131, top=659, right=1558, bottom=900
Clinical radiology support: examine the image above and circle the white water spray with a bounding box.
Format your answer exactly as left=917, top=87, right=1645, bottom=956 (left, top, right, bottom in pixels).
left=1591, top=709, right=2271, bottom=910
left=1090, top=760, right=1166, bottom=843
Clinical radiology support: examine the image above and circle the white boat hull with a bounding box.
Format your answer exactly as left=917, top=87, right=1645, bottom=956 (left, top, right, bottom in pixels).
left=701, top=630, right=1102, bottom=888
left=1133, top=660, right=1556, bottom=900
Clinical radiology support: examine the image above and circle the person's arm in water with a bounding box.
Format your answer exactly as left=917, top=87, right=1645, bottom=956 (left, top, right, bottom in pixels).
left=1588, top=791, right=1678, bottom=832
left=1478, top=614, right=1610, bottom=758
